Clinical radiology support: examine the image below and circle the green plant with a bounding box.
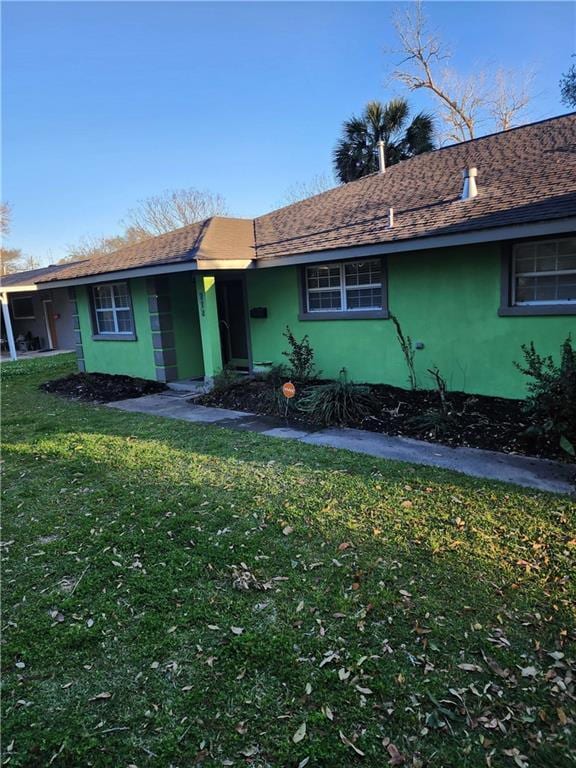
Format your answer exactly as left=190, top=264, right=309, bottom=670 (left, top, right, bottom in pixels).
left=297, top=369, right=372, bottom=425
left=212, top=364, right=242, bottom=392
left=263, top=363, right=290, bottom=386
left=282, top=326, right=317, bottom=382
left=514, top=335, right=576, bottom=457
left=408, top=366, right=457, bottom=437
left=390, top=314, right=417, bottom=390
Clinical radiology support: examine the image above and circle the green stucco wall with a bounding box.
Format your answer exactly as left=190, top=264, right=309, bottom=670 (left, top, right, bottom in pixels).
left=170, top=273, right=204, bottom=379
left=246, top=244, right=576, bottom=399
left=77, top=278, right=157, bottom=380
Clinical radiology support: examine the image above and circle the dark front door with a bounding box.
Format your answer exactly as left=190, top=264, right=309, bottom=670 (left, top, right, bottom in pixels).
left=216, top=279, right=249, bottom=369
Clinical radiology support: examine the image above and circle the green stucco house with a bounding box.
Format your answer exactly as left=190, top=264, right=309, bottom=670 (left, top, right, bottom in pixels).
left=2, top=114, right=576, bottom=399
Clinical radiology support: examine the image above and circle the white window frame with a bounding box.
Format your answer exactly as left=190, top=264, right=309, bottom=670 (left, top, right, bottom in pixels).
left=92, top=282, right=134, bottom=336
left=305, top=260, right=383, bottom=313
left=512, top=238, right=576, bottom=306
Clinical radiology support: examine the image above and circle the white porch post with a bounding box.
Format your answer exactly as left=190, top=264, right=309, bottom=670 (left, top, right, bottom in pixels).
left=1, top=293, right=17, bottom=361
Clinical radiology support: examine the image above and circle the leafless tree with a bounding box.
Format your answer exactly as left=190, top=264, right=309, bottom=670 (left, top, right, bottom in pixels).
left=280, top=173, right=335, bottom=205
left=391, top=2, right=533, bottom=143
left=1, top=247, right=24, bottom=275
left=63, top=227, right=145, bottom=263
left=1, top=202, right=11, bottom=237
left=124, top=187, right=229, bottom=236
left=489, top=68, right=534, bottom=131
left=64, top=187, right=229, bottom=262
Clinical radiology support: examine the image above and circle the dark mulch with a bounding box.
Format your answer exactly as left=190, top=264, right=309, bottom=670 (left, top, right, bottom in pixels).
left=198, top=378, right=566, bottom=461
left=41, top=372, right=167, bottom=403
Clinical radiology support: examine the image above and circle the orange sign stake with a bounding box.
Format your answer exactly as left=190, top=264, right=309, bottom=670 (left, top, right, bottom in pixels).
left=282, top=381, right=296, bottom=399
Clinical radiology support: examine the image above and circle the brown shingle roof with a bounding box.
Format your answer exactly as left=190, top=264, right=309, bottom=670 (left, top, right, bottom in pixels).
left=34, top=217, right=255, bottom=283
left=254, top=113, right=576, bottom=259
left=0, top=261, right=87, bottom=288
left=4, top=113, right=576, bottom=289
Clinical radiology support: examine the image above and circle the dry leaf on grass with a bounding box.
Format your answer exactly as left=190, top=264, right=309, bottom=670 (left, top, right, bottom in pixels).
left=292, top=722, right=307, bottom=743
left=339, top=730, right=364, bottom=756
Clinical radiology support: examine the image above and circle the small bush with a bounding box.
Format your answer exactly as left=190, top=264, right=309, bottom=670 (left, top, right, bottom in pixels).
left=514, top=335, right=576, bottom=457
left=256, top=363, right=290, bottom=386
left=282, top=326, right=317, bottom=382
left=212, top=365, right=242, bottom=392
left=297, top=370, right=372, bottom=426
left=407, top=366, right=457, bottom=437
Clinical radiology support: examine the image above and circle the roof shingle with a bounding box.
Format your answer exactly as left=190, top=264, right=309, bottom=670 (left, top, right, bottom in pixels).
left=3, top=114, right=575, bottom=288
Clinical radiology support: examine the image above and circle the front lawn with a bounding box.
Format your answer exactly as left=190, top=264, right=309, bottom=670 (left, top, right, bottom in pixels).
left=2, top=355, right=575, bottom=767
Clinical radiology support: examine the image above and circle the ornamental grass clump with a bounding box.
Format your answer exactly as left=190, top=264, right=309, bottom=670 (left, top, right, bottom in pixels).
left=297, top=369, right=372, bottom=425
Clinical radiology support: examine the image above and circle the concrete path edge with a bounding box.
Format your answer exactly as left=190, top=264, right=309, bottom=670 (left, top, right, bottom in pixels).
left=107, top=394, right=575, bottom=495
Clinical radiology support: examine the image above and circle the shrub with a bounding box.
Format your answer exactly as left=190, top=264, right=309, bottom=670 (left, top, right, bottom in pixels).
left=297, top=369, right=372, bottom=426
left=407, top=366, right=457, bottom=437
left=212, top=365, right=242, bottom=392
left=263, top=363, right=290, bottom=386
left=282, top=326, right=317, bottom=382
left=514, top=335, right=576, bottom=457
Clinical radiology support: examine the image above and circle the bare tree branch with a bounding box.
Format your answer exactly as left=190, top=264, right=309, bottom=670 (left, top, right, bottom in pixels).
left=123, top=188, right=228, bottom=236
left=489, top=68, right=534, bottom=131
left=0, top=202, right=11, bottom=237
left=64, top=187, right=229, bottom=262
left=391, top=1, right=533, bottom=142
left=280, top=173, right=335, bottom=205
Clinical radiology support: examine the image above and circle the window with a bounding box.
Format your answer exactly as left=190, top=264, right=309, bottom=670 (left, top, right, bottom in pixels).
left=12, top=297, right=35, bottom=319
left=92, top=282, right=134, bottom=336
left=512, top=238, right=576, bottom=305
left=304, top=259, right=385, bottom=316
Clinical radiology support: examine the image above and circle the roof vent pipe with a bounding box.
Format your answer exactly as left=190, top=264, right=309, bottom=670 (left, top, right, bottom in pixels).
left=377, top=140, right=386, bottom=174
left=461, top=167, right=478, bottom=200
left=388, top=207, right=394, bottom=228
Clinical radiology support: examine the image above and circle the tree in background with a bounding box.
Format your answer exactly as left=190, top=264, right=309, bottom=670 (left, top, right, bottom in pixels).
left=0, top=202, right=39, bottom=275
left=64, top=187, right=228, bottom=262
left=280, top=173, right=334, bottom=205
left=333, top=98, right=434, bottom=183
left=560, top=58, right=576, bottom=108
left=124, top=188, right=228, bottom=237
left=391, top=1, right=533, bottom=143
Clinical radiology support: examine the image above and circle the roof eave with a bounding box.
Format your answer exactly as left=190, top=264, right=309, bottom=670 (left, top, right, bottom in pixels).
left=254, top=217, right=576, bottom=267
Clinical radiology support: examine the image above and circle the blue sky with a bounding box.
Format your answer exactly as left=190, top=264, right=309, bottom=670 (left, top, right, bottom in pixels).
left=2, top=1, right=574, bottom=264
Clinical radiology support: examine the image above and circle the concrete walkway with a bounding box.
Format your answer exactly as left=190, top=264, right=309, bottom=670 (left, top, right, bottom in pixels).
left=107, top=393, right=575, bottom=495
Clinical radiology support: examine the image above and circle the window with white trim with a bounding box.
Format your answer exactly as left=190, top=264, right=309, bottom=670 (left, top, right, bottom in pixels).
left=305, top=259, right=383, bottom=313
left=513, top=238, right=576, bottom=305
left=92, top=282, right=134, bottom=335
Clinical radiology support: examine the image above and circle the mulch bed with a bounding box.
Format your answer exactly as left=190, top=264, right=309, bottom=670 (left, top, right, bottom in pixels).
left=41, top=372, right=167, bottom=403
left=198, top=378, right=567, bottom=461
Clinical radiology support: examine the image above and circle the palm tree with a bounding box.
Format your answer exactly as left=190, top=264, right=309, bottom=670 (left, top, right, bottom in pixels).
left=333, top=99, right=435, bottom=183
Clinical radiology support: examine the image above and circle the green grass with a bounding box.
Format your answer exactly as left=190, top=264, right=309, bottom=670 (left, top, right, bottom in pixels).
left=2, top=354, right=575, bottom=768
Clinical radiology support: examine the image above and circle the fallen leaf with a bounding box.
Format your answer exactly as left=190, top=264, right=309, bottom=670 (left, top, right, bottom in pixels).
left=339, top=730, right=364, bottom=756
left=386, top=742, right=406, bottom=765
left=89, top=691, right=112, bottom=702
left=231, top=626, right=244, bottom=635
left=458, top=663, right=483, bottom=672
left=293, top=722, right=307, bottom=743
left=322, top=704, right=334, bottom=721
left=520, top=666, right=538, bottom=678
left=239, top=745, right=258, bottom=757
